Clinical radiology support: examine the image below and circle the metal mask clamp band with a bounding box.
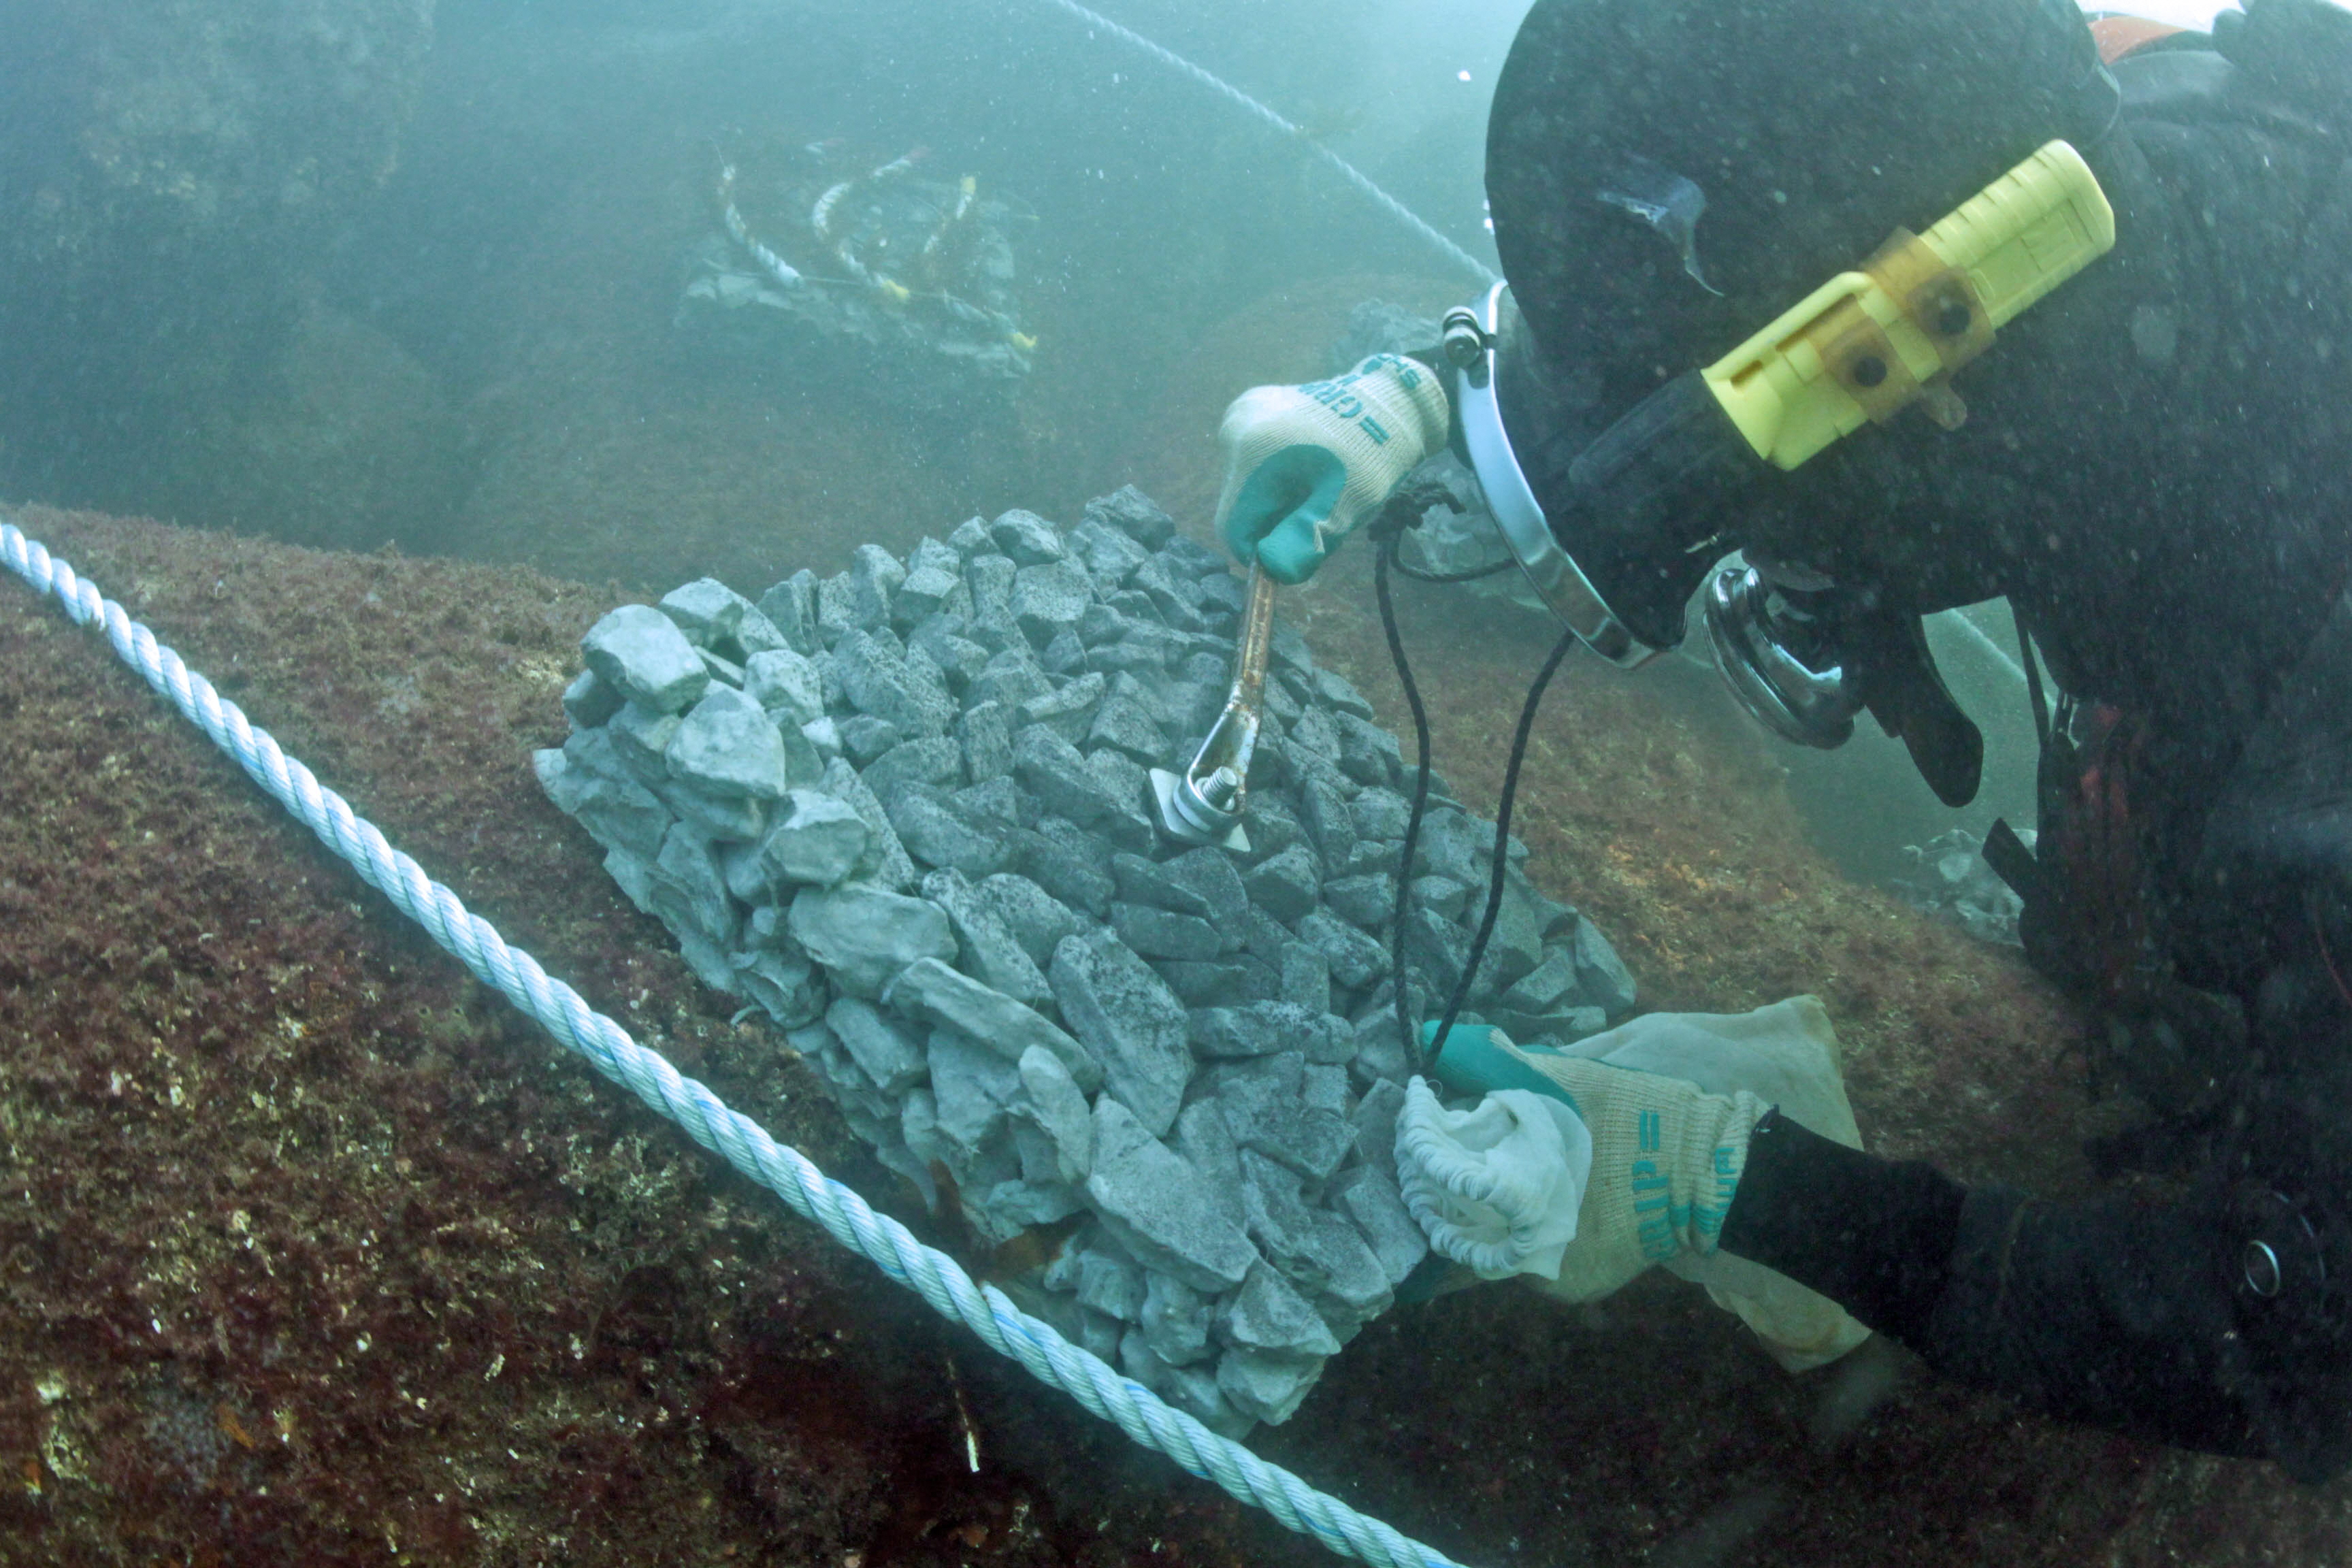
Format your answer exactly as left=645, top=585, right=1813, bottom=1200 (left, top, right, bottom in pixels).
left=1443, top=281, right=1663, bottom=672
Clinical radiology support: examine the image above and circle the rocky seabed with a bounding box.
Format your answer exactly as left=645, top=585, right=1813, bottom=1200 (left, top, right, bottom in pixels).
left=536, top=487, right=1639, bottom=1434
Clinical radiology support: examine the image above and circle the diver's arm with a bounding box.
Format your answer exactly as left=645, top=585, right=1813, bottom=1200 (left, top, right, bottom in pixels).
left=1720, top=1111, right=2287, bottom=1463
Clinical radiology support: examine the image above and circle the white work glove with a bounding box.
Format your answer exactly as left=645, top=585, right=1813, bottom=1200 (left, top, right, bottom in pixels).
left=1395, top=1082, right=1592, bottom=1281
left=1399, top=998, right=1871, bottom=1371
left=1213, top=353, right=1451, bottom=583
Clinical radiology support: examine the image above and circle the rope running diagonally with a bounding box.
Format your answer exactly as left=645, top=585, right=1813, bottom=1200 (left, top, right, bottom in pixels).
left=0, top=516, right=1473, bottom=1568
left=1028, top=0, right=1499, bottom=289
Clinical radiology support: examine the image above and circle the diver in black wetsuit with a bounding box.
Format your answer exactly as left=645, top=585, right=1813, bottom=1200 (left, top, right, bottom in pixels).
left=1215, top=0, right=2352, bottom=1480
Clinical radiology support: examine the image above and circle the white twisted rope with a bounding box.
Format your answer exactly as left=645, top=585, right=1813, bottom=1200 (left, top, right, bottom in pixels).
left=0, top=516, right=1473, bottom=1568
left=1031, top=0, right=1499, bottom=289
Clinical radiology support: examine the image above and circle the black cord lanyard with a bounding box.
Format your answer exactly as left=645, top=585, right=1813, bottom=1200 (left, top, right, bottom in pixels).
left=1369, top=488, right=1578, bottom=1077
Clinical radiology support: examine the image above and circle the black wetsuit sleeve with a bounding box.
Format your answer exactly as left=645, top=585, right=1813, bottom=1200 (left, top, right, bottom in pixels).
left=1719, top=1111, right=2270, bottom=1463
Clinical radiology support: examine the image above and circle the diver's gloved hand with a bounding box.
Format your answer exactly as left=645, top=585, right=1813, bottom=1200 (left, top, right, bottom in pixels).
left=1395, top=1080, right=1592, bottom=1281
left=1212, top=353, right=1452, bottom=583
left=1404, top=998, right=1872, bottom=1370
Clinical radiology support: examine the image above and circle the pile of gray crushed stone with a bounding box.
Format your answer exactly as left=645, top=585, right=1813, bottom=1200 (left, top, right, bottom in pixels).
left=535, top=485, right=1639, bottom=1433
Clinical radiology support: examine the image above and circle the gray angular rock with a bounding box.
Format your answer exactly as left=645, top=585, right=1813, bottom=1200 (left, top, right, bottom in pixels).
left=1243, top=844, right=1322, bottom=924
left=1140, top=1272, right=1213, bottom=1366
left=583, top=604, right=710, bottom=714
left=1237, top=1151, right=1389, bottom=1324
left=907, top=617, right=987, bottom=691
left=1111, top=851, right=1211, bottom=919
left=787, top=884, right=955, bottom=996
left=544, top=745, right=670, bottom=861
left=659, top=577, right=754, bottom=647
left=1066, top=517, right=1152, bottom=596
left=1239, top=908, right=1296, bottom=968
left=1279, top=944, right=1332, bottom=1015
left=947, top=515, right=993, bottom=555
left=977, top=872, right=1085, bottom=967
left=1335, top=711, right=1402, bottom=787
left=835, top=628, right=953, bottom=737
left=1040, top=628, right=1088, bottom=676
left=1085, top=693, right=1169, bottom=764
left=759, top=789, right=870, bottom=887
left=1011, top=817, right=1116, bottom=917
left=884, top=956, right=1101, bottom=1092
left=1216, top=1347, right=1326, bottom=1427
left=1188, top=1002, right=1356, bottom=1064
left=1219, top=1052, right=1354, bottom=1179
left=1572, top=915, right=1639, bottom=1014
left=1049, top=928, right=1193, bottom=1137
left=733, top=947, right=823, bottom=1029
left=968, top=649, right=1052, bottom=712
left=849, top=544, right=905, bottom=629
left=1083, top=1099, right=1258, bottom=1294
left=1296, top=776, right=1357, bottom=872
left=1163, top=849, right=1250, bottom=933
left=894, top=561, right=962, bottom=630
left=756, top=571, right=821, bottom=655
left=816, top=570, right=857, bottom=646
left=1295, top=910, right=1392, bottom=991
left=668, top=685, right=791, bottom=800
left=1013, top=1045, right=1093, bottom=1184
left=928, top=1028, right=1020, bottom=1160
left=885, top=783, right=1012, bottom=879
left=1324, top=872, right=1397, bottom=932
left=1502, top=945, right=1582, bottom=1014
left=1350, top=1079, right=1407, bottom=1181
left=826, top=995, right=928, bottom=1093
left=920, top=868, right=1050, bottom=1005
left=1012, top=724, right=1127, bottom=830
left=836, top=714, right=904, bottom=767
left=1410, top=874, right=1472, bottom=923
left=1083, top=485, right=1177, bottom=549
left=1350, top=1009, right=1414, bottom=1090
left=966, top=1179, right=1085, bottom=1245
left=562, top=669, right=624, bottom=730
left=1111, top=902, right=1222, bottom=962
left=744, top=649, right=826, bottom=727
left=1348, top=787, right=1411, bottom=843
left=646, top=821, right=739, bottom=953
left=1154, top=958, right=1280, bottom=1009
left=1220, top=1260, right=1341, bottom=1360
left=1017, top=670, right=1105, bottom=742
left=819, top=757, right=916, bottom=892
left=1169, top=1100, right=1245, bottom=1245
left=1129, top=555, right=1207, bottom=633
left=1076, top=1248, right=1147, bottom=1322
left=1080, top=749, right=1157, bottom=851
left=1011, top=561, right=1092, bottom=649
left=862, top=736, right=965, bottom=800
left=956, top=699, right=1015, bottom=783
left=989, top=508, right=1067, bottom=566
left=964, top=551, right=1017, bottom=625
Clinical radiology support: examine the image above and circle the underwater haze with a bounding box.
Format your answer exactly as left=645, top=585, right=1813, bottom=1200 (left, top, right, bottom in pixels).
left=5, top=1, right=2346, bottom=1565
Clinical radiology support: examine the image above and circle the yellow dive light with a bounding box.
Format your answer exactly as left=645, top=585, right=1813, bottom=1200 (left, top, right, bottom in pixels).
left=1702, top=139, right=2114, bottom=468
left=1444, top=138, right=2114, bottom=664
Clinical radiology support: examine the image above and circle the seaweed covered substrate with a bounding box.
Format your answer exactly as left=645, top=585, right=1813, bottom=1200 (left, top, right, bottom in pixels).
left=3, top=504, right=2348, bottom=1567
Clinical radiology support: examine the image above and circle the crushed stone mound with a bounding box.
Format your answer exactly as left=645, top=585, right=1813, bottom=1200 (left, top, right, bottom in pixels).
left=536, top=485, right=1640, bottom=1434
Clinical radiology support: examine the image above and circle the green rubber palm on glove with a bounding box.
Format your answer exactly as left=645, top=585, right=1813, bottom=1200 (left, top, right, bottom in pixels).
left=1213, top=353, right=1452, bottom=583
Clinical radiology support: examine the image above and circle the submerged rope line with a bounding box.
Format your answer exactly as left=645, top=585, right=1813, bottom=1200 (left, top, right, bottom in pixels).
left=1028, top=0, right=1499, bottom=288
left=0, top=515, right=1473, bottom=1568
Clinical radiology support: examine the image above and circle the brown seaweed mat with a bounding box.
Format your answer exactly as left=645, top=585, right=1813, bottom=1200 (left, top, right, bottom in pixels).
left=1, top=504, right=2341, bottom=1565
